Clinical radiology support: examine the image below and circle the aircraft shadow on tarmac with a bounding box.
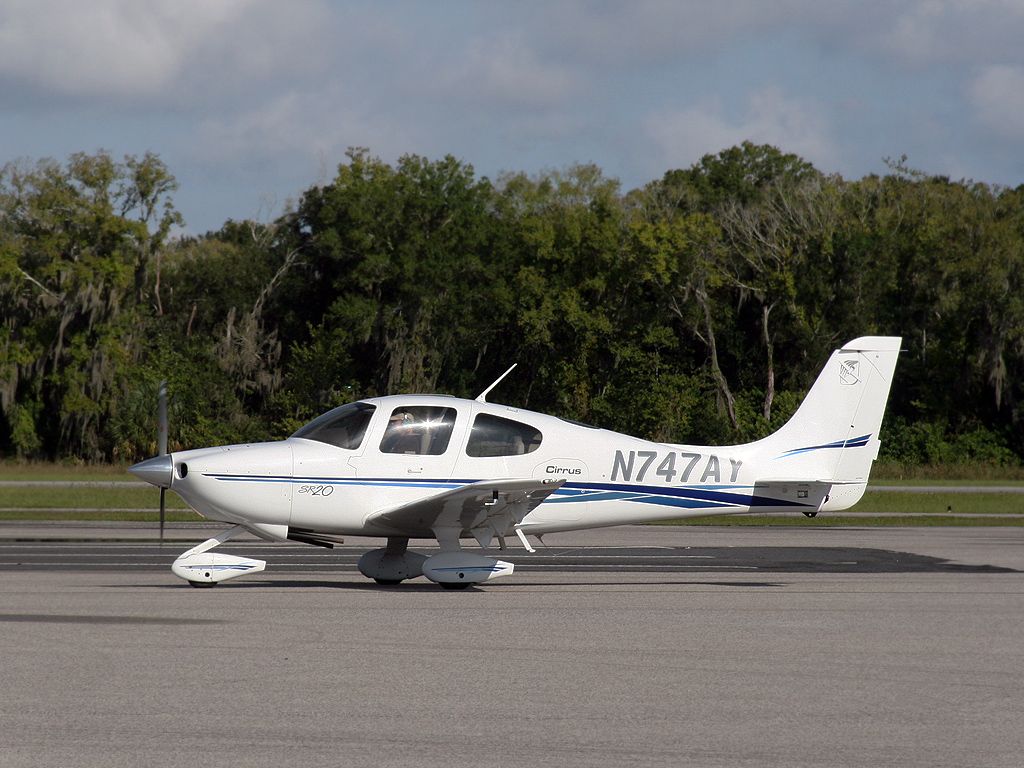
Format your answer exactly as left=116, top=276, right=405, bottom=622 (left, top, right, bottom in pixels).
left=211, top=580, right=791, bottom=590
left=220, top=544, right=1018, bottom=576
left=131, top=545, right=1019, bottom=591
left=552, top=546, right=1020, bottom=574
left=134, top=578, right=791, bottom=591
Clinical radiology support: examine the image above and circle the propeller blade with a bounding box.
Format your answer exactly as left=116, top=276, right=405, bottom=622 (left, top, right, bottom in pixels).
left=158, top=380, right=168, bottom=544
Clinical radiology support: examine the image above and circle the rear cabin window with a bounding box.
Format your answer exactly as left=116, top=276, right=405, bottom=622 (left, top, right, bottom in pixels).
left=466, top=414, right=542, bottom=457
left=291, top=401, right=376, bottom=450
left=380, top=406, right=457, bottom=455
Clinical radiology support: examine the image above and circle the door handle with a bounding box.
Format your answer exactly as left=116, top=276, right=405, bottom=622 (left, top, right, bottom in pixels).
left=407, top=467, right=424, bottom=474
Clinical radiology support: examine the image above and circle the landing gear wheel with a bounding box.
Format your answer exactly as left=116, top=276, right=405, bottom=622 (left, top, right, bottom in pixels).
left=440, top=582, right=472, bottom=590
left=188, top=580, right=217, bottom=588
left=803, top=511, right=818, bottom=518
left=374, top=578, right=402, bottom=586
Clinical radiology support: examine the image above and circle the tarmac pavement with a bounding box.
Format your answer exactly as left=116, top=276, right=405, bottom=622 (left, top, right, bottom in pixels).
left=2, top=525, right=1023, bottom=767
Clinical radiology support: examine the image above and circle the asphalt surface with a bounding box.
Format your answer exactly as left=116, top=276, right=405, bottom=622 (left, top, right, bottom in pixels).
left=2, top=525, right=1023, bottom=768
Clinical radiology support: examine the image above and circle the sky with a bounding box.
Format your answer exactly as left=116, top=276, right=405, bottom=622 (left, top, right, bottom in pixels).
left=2, top=0, right=1024, bottom=234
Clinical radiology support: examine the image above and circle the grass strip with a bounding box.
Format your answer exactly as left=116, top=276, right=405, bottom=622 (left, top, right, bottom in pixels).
left=0, top=508, right=204, bottom=522
left=0, top=463, right=134, bottom=481
left=855, top=491, right=1024, bottom=515
left=0, top=486, right=190, bottom=510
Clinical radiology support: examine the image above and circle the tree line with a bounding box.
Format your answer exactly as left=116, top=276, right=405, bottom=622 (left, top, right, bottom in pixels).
left=2, top=143, right=1022, bottom=467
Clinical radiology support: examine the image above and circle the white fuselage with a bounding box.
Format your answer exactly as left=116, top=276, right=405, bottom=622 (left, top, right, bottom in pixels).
left=165, top=394, right=863, bottom=540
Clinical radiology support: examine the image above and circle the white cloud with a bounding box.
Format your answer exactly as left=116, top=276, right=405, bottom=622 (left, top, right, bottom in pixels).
left=875, top=1, right=947, bottom=64
left=644, top=87, right=838, bottom=174
left=442, top=34, right=576, bottom=111
left=194, top=86, right=417, bottom=176
left=532, top=0, right=823, bottom=64
left=517, top=1, right=1024, bottom=75
left=0, top=0, right=252, bottom=96
left=969, top=65, right=1024, bottom=140
left=0, top=0, right=334, bottom=104
left=871, top=0, right=1024, bottom=68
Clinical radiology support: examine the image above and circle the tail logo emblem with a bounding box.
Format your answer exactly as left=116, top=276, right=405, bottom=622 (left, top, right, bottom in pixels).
left=840, top=360, right=860, bottom=386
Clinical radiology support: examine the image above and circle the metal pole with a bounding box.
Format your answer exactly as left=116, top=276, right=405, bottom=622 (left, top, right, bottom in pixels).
left=158, top=381, right=168, bottom=456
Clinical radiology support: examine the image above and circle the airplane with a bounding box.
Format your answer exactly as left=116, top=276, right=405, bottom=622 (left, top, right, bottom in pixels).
left=129, top=336, right=901, bottom=589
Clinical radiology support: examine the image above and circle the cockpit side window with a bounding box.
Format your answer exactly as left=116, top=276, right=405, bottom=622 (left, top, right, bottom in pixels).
left=380, top=406, right=458, bottom=455
left=291, top=402, right=376, bottom=450
left=466, top=414, right=542, bottom=457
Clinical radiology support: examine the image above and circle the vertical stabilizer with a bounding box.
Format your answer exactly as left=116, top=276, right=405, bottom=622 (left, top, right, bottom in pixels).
left=756, top=337, right=901, bottom=492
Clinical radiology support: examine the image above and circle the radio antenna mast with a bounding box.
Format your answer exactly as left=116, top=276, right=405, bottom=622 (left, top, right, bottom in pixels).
left=475, top=363, right=517, bottom=403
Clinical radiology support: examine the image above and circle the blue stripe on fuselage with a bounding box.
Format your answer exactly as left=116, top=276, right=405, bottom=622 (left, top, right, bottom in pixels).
left=203, top=474, right=809, bottom=508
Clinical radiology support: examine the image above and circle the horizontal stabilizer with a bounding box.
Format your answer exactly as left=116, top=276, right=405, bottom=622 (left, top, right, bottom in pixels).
left=752, top=480, right=834, bottom=511
left=753, top=478, right=869, bottom=512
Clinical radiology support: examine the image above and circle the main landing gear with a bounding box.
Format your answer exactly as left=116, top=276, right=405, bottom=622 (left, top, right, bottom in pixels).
left=357, top=536, right=513, bottom=588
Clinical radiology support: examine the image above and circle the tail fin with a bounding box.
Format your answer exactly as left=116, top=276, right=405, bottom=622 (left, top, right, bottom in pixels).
left=754, top=336, right=901, bottom=509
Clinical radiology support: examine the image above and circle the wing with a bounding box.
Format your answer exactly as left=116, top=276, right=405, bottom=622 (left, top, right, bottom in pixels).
left=366, top=478, right=564, bottom=545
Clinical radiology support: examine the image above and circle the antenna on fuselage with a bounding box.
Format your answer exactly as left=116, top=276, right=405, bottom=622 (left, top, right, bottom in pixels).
left=475, top=363, right=517, bottom=403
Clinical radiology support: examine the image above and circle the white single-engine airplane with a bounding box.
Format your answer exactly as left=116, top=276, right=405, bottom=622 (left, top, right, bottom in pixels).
left=130, top=336, right=901, bottom=589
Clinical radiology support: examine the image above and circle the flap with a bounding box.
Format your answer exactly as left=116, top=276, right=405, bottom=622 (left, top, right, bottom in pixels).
left=367, top=478, right=564, bottom=537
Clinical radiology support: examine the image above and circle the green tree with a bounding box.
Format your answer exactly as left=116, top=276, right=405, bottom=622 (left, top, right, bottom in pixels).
left=288, top=149, right=506, bottom=403
left=0, top=151, right=180, bottom=459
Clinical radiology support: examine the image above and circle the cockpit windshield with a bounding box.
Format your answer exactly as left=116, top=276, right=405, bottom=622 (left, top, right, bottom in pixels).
left=291, top=402, right=376, bottom=450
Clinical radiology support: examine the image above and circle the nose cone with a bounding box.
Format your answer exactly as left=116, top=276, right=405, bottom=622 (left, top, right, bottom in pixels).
left=129, top=454, right=173, bottom=488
